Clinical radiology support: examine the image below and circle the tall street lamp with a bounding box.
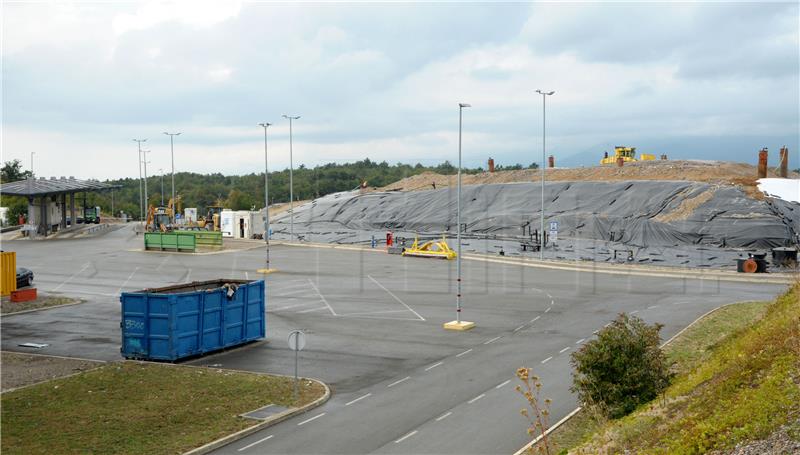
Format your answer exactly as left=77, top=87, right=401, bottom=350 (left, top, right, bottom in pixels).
left=535, top=89, right=554, bottom=260
left=444, top=102, right=475, bottom=332
left=163, top=132, right=181, bottom=207
left=142, top=150, right=151, bottom=213
left=257, top=122, right=275, bottom=274
left=159, top=168, right=165, bottom=206
left=30, top=152, right=35, bottom=177
left=282, top=114, right=300, bottom=241
left=132, top=139, right=147, bottom=221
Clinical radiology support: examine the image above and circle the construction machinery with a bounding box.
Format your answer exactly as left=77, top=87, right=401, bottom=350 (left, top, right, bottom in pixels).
left=401, top=236, right=457, bottom=260
left=145, top=206, right=172, bottom=232
left=600, top=146, right=656, bottom=165
left=197, top=206, right=223, bottom=231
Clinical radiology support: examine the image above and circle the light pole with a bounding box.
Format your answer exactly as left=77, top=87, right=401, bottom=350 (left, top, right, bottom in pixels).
left=159, top=168, right=164, bottom=206
left=282, top=114, right=300, bottom=241
left=142, top=150, right=151, bottom=213
left=30, top=152, right=35, bottom=177
left=258, top=122, right=274, bottom=274
left=133, top=139, right=147, bottom=221
left=535, top=90, right=554, bottom=260
left=444, top=103, right=475, bottom=332
left=163, top=132, right=180, bottom=207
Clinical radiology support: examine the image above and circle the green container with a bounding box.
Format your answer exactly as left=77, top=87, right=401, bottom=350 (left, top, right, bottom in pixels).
left=144, top=232, right=196, bottom=252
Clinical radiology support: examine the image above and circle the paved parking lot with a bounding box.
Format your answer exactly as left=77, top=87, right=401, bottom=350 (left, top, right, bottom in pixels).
left=1, top=225, right=785, bottom=454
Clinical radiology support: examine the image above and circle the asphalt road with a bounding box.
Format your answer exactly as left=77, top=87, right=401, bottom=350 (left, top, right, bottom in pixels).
left=1, top=225, right=786, bottom=454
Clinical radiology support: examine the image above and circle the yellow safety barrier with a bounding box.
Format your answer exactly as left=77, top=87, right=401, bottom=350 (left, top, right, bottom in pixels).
left=1, top=251, right=17, bottom=296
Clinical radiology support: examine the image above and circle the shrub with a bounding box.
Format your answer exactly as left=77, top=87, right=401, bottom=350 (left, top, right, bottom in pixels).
left=570, top=313, right=671, bottom=418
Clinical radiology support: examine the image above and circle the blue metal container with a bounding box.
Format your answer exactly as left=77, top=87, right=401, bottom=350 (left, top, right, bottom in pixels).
left=120, top=279, right=265, bottom=361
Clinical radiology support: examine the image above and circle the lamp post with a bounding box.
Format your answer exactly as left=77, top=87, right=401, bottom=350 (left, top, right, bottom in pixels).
left=444, top=103, right=475, bottom=332
left=30, top=152, right=35, bottom=177
left=163, top=132, right=180, bottom=207
left=282, top=114, right=300, bottom=241
left=142, top=150, right=151, bottom=212
left=132, top=139, right=147, bottom=221
left=258, top=122, right=274, bottom=273
left=159, top=168, right=164, bottom=206
left=535, top=90, right=554, bottom=260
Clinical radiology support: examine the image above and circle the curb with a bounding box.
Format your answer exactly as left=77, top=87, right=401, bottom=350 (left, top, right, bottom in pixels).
left=513, top=300, right=761, bottom=455
left=183, top=377, right=331, bottom=455
left=1, top=297, right=87, bottom=316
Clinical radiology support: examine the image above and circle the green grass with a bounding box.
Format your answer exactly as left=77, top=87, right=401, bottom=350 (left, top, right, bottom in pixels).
left=1, top=362, right=325, bottom=455
left=572, top=285, right=800, bottom=454
left=537, top=300, right=774, bottom=454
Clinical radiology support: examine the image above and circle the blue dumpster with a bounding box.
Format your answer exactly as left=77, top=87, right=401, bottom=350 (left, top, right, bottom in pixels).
left=120, top=279, right=265, bottom=361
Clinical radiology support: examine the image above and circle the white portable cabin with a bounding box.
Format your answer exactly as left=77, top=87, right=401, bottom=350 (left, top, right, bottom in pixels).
left=220, top=210, right=235, bottom=238
left=233, top=210, right=252, bottom=239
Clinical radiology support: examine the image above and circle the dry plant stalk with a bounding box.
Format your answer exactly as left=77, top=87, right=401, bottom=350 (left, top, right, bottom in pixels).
left=516, top=367, right=554, bottom=455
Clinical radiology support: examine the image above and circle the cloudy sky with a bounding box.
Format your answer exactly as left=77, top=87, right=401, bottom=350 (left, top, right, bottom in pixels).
left=2, top=1, right=798, bottom=180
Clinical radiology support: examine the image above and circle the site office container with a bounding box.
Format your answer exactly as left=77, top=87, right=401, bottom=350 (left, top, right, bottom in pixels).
left=120, top=279, right=265, bottom=361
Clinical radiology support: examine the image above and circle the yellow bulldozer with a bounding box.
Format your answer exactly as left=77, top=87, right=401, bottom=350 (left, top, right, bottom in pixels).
left=600, top=146, right=656, bottom=165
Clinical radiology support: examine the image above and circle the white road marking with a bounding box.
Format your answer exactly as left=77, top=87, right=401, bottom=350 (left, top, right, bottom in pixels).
left=387, top=376, right=410, bottom=388
left=672, top=301, right=684, bottom=305
left=484, top=336, right=502, bottom=345
left=630, top=310, right=640, bottom=314
left=297, top=413, right=325, bottom=426
left=559, top=347, right=570, bottom=354
left=576, top=338, right=585, bottom=344
left=368, top=275, right=426, bottom=321
left=425, top=362, right=443, bottom=371
left=272, top=301, right=322, bottom=311
left=513, top=325, right=525, bottom=332
left=541, top=356, right=553, bottom=364
left=531, top=316, right=541, bottom=323
left=394, top=430, right=418, bottom=443
left=52, top=262, right=90, bottom=292
left=468, top=394, right=486, bottom=404
left=647, top=305, right=659, bottom=309
left=307, top=279, right=337, bottom=316
left=495, top=379, right=511, bottom=389
left=435, top=411, right=452, bottom=421
left=545, top=307, right=551, bottom=313
left=550, top=300, right=554, bottom=305
left=117, top=266, right=140, bottom=294
left=345, top=393, right=372, bottom=406
left=297, top=307, right=327, bottom=314
left=238, top=435, right=273, bottom=451
left=456, top=349, right=472, bottom=358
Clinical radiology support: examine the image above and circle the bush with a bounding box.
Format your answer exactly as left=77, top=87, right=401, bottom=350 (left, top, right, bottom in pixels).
left=570, top=313, right=671, bottom=418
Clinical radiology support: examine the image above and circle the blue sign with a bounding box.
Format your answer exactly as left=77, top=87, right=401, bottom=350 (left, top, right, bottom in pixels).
left=549, top=221, right=559, bottom=231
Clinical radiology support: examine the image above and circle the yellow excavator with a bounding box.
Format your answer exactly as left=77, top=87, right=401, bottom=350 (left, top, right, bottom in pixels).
left=197, top=206, right=223, bottom=231
left=600, top=146, right=656, bottom=165
left=145, top=196, right=183, bottom=232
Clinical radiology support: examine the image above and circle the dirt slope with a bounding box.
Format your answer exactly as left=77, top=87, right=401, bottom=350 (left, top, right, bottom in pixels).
left=376, top=161, right=795, bottom=197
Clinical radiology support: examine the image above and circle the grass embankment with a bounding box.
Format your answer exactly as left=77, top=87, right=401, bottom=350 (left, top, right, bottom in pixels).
left=1, top=362, right=325, bottom=455
left=546, top=287, right=799, bottom=454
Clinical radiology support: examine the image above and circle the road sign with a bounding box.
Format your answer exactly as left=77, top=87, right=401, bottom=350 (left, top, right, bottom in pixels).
left=288, top=330, right=306, bottom=351
left=549, top=221, right=559, bottom=231
left=549, top=230, right=558, bottom=241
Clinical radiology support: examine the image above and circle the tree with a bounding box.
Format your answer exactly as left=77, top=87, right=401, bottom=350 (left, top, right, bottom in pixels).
left=1, top=159, right=31, bottom=183
left=570, top=313, right=672, bottom=418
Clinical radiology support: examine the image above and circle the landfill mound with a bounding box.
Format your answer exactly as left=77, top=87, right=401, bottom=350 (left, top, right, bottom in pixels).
left=272, top=180, right=799, bottom=269
left=377, top=160, right=794, bottom=198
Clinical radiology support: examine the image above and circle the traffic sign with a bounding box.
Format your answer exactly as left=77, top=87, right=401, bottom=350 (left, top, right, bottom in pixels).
left=288, top=330, right=306, bottom=351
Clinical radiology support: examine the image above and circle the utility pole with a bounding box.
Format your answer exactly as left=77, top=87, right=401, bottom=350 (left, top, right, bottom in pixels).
left=159, top=168, right=164, bottom=206
left=444, top=103, right=475, bottom=332
left=535, top=90, right=554, bottom=260
left=142, top=150, right=151, bottom=213
left=132, top=139, right=147, bottom=222
left=282, top=114, right=300, bottom=241
left=258, top=122, right=274, bottom=273
left=163, top=132, right=181, bottom=207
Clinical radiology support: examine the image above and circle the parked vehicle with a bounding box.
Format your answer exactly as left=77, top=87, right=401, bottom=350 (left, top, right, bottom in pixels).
left=16, top=267, right=33, bottom=288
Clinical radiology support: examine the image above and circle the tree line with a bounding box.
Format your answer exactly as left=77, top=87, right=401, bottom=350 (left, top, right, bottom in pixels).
left=2, top=158, right=539, bottom=223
